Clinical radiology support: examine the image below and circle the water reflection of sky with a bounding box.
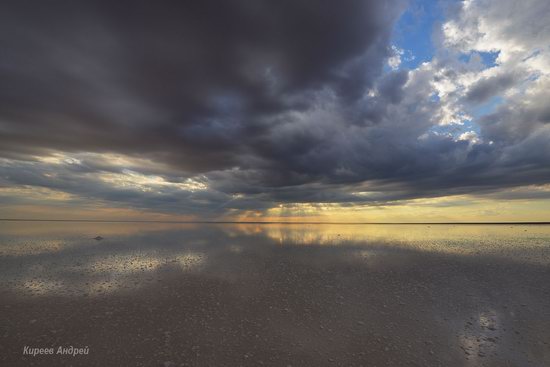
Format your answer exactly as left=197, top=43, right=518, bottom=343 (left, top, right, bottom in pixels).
left=1, top=222, right=549, bottom=298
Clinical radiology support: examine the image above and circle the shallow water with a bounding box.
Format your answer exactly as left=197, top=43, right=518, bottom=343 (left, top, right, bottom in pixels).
left=1, top=221, right=550, bottom=366
left=1, top=221, right=550, bottom=298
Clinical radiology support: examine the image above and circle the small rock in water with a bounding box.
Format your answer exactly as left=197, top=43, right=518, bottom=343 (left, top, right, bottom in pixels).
left=93, top=236, right=104, bottom=241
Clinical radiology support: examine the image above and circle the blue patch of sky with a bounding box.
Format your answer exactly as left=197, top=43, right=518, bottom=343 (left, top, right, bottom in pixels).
left=428, top=119, right=481, bottom=139
left=478, top=51, right=500, bottom=67
left=393, top=1, right=499, bottom=70
left=429, top=92, right=440, bottom=103
left=458, top=50, right=500, bottom=68
left=392, top=0, right=445, bottom=69
left=470, top=96, right=504, bottom=119
left=460, top=120, right=481, bottom=135
left=392, top=1, right=504, bottom=134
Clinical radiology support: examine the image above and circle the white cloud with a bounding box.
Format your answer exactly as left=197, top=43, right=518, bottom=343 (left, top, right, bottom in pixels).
left=457, top=130, right=481, bottom=144
left=403, top=0, right=550, bottom=131
left=388, top=45, right=404, bottom=70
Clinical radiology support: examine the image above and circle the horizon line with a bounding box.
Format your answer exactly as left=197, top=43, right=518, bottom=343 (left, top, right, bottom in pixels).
left=0, top=218, right=549, bottom=225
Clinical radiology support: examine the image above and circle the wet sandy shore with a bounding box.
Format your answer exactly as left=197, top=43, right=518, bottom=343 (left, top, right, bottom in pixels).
left=1, top=223, right=550, bottom=366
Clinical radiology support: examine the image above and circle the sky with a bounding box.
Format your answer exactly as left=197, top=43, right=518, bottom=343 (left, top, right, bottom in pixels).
left=1, top=0, right=549, bottom=222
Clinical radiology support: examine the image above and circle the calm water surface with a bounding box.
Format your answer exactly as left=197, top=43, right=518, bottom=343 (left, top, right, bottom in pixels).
left=2, top=221, right=550, bottom=366
left=1, top=221, right=549, bottom=298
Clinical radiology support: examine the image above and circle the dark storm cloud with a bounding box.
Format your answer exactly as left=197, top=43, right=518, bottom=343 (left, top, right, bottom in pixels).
left=465, top=72, right=519, bottom=104
left=1, top=0, right=550, bottom=216
left=0, top=0, right=402, bottom=171
left=377, top=70, right=409, bottom=104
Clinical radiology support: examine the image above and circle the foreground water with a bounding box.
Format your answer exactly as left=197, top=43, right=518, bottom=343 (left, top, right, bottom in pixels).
left=1, top=221, right=549, bottom=366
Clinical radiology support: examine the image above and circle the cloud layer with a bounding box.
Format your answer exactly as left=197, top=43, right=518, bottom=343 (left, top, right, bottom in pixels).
left=1, top=0, right=549, bottom=218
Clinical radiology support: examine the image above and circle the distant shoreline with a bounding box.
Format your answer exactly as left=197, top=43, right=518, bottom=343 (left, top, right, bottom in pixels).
left=0, top=219, right=549, bottom=225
